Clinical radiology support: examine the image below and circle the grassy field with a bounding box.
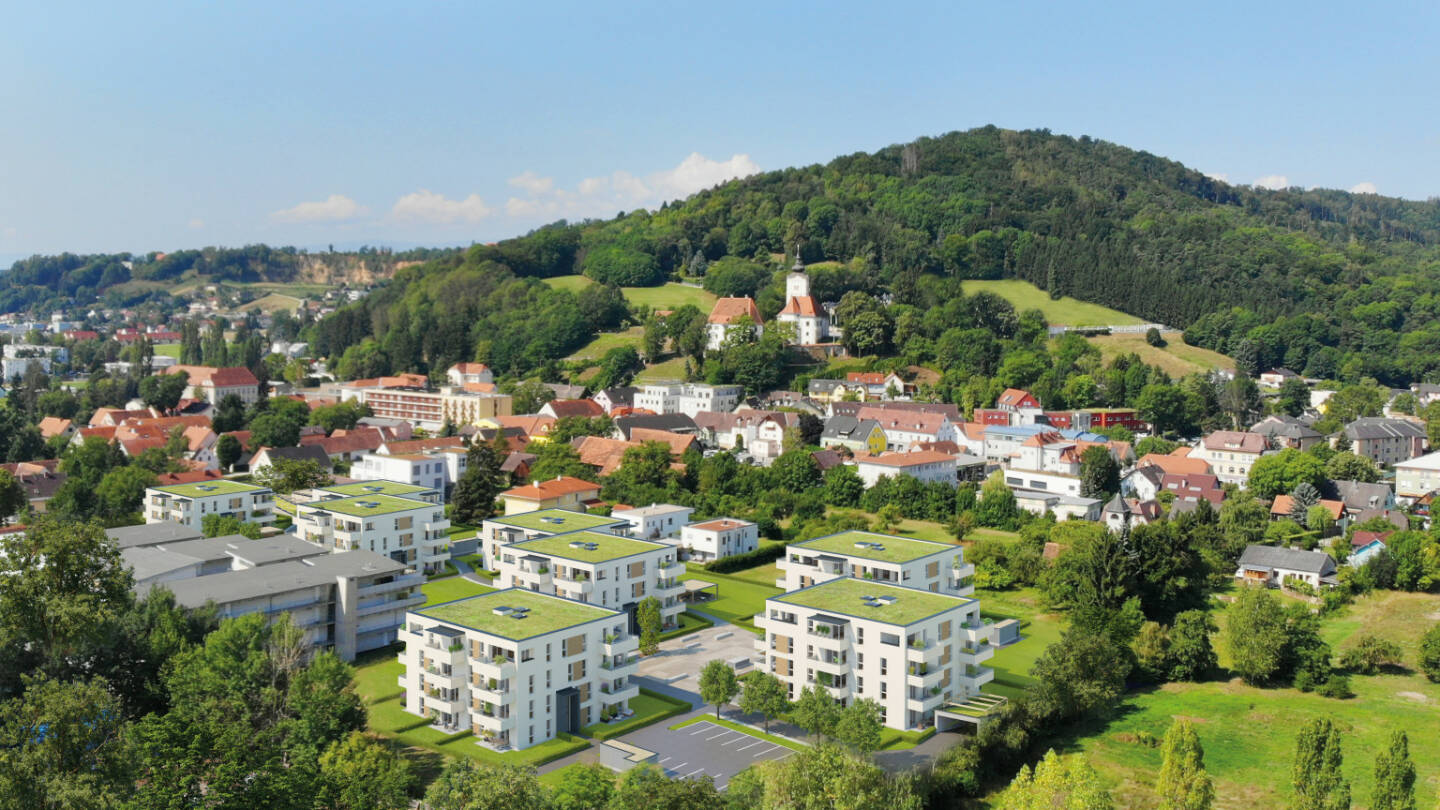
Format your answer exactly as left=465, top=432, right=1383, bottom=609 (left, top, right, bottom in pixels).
left=420, top=576, right=494, bottom=606
left=565, top=327, right=644, bottom=361
left=841, top=510, right=1019, bottom=546
left=681, top=566, right=783, bottom=635
left=237, top=292, right=302, bottom=313
left=153, top=343, right=181, bottom=359
left=581, top=688, right=691, bottom=740
left=634, top=356, right=689, bottom=383
left=961, top=280, right=1143, bottom=327
left=974, top=587, right=1064, bottom=695
left=1086, top=330, right=1235, bottom=377
left=543, top=275, right=594, bottom=294
left=542, top=275, right=717, bottom=311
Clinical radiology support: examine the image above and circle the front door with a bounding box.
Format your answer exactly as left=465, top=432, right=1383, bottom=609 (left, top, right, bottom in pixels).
left=555, top=687, right=580, bottom=734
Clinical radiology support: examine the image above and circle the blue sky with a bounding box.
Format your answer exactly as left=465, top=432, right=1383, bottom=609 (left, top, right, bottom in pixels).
left=2, top=1, right=1437, bottom=263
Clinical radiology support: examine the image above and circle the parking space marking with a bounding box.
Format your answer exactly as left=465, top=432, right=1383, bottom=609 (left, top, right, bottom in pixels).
left=689, top=724, right=712, bottom=735
left=658, top=757, right=670, bottom=764
left=751, top=744, right=778, bottom=757
left=706, top=730, right=731, bottom=740
left=736, top=740, right=763, bottom=751
left=686, top=767, right=707, bottom=778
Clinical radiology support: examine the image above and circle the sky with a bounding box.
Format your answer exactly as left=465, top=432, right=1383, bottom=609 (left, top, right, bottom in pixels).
left=2, top=1, right=1438, bottom=264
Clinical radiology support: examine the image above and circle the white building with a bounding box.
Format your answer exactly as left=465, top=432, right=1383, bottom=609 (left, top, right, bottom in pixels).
left=678, top=518, right=759, bottom=562
left=447, top=362, right=495, bottom=388
left=494, top=530, right=686, bottom=631
left=1394, top=451, right=1440, bottom=501
left=293, top=493, right=451, bottom=575
left=610, top=503, right=694, bottom=541
left=351, top=452, right=450, bottom=494
left=1191, top=430, right=1271, bottom=486
left=857, top=407, right=956, bottom=450
left=633, top=383, right=743, bottom=418
left=400, top=589, right=638, bottom=750
left=855, top=451, right=960, bottom=488
left=1235, top=545, right=1339, bottom=589
left=775, top=257, right=831, bottom=346
left=778, top=531, right=973, bottom=596
left=144, top=480, right=276, bottom=531
left=478, top=509, right=630, bottom=571
left=706, top=297, right=763, bottom=351
left=753, top=578, right=993, bottom=730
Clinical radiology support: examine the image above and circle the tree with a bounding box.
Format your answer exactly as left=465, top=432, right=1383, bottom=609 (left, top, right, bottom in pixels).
left=202, top=513, right=263, bottom=539
left=1029, top=630, right=1130, bottom=721
left=976, top=470, right=1020, bottom=529
left=999, top=749, right=1113, bottom=810
left=95, top=464, right=158, bottom=520
left=609, top=763, right=724, bottom=810
left=211, top=393, right=248, bottom=433
left=0, top=469, right=25, bottom=522
left=771, top=450, right=822, bottom=493
left=1137, top=383, right=1196, bottom=436
left=873, top=503, right=902, bottom=533
left=756, top=743, right=919, bottom=810
left=1247, top=449, right=1327, bottom=501
left=1324, top=451, right=1381, bottom=484
left=247, top=410, right=302, bottom=450
left=642, top=315, right=666, bottom=361
left=832, top=697, right=883, bottom=754
left=824, top=464, right=864, bottom=508
left=1167, top=610, right=1217, bottom=681
left=1290, top=718, right=1349, bottom=810
left=1226, top=587, right=1289, bottom=685
left=309, top=400, right=369, bottom=433
left=314, top=732, right=413, bottom=810
left=253, top=456, right=333, bottom=494
left=452, top=439, right=506, bottom=524
left=637, top=596, right=662, bottom=656
left=139, top=372, right=189, bottom=413
left=423, top=760, right=547, bottom=810
left=1275, top=377, right=1310, bottom=416
left=1337, top=634, right=1403, bottom=674
left=791, top=684, right=841, bottom=739
left=1146, top=327, right=1165, bottom=347
left=1419, top=623, right=1440, bottom=682
left=738, top=671, right=791, bottom=732
left=1156, top=719, right=1213, bottom=810
left=699, top=659, right=739, bottom=718
left=527, top=442, right=595, bottom=484
left=549, top=762, right=614, bottom=810
left=1371, top=731, right=1416, bottom=810
left=0, top=676, right=133, bottom=808
left=1079, top=445, right=1120, bottom=499
left=216, top=433, right=242, bottom=471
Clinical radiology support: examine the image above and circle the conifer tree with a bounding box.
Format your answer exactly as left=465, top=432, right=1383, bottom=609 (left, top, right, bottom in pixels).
left=1290, top=718, right=1350, bottom=810
left=1156, top=719, right=1213, bottom=810
left=1371, top=731, right=1416, bottom=810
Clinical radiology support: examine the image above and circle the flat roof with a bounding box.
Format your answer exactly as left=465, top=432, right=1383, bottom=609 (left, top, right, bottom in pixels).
left=301, top=493, right=436, bottom=518
left=774, top=577, right=972, bottom=626
left=417, top=589, right=618, bottom=640
left=489, top=509, right=627, bottom=533
left=790, top=531, right=954, bottom=564
left=150, top=480, right=269, bottom=498
left=159, top=550, right=408, bottom=608
left=106, top=521, right=204, bottom=549
left=505, top=530, right=668, bottom=564
left=322, top=480, right=436, bottom=497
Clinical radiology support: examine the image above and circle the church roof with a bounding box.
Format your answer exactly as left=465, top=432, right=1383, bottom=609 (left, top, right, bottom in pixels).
left=778, top=295, right=822, bottom=317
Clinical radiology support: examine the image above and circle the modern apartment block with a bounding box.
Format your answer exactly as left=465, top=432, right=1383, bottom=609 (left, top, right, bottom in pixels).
left=478, top=509, right=630, bottom=570
left=753, top=577, right=994, bottom=731
left=400, top=589, right=639, bottom=750
left=315, top=479, right=443, bottom=504
left=778, top=531, right=974, bottom=597
left=610, top=503, right=694, bottom=541
left=633, top=382, right=743, bottom=418
left=293, top=492, right=451, bottom=574
left=350, top=452, right=451, bottom=494
left=678, top=517, right=759, bottom=562
left=144, top=480, right=276, bottom=531
left=494, top=530, right=686, bottom=631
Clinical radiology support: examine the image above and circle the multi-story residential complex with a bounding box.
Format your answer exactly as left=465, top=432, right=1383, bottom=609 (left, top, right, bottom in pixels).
left=316, top=479, right=443, bottom=504
left=494, top=531, right=686, bottom=631
left=1394, top=451, right=1440, bottom=500
left=115, top=524, right=423, bottom=661
left=339, top=377, right=513, bottom=431
left=145, top=480, right=276, bottom=530
left=400, top=589, right=638, bottom=750
left=778, top=531, right=973, bottom=596
left=633, top=382, right=743, bottom=418
left=855, top=450, right=964, bottom=488
left=610, top=503, right=694, bottom=541
left=478, top=509, right=629, bottom=569
left=351, top=451, right=450, bottom=494
left=1191, top=430, right=1270, bottom=486
left=293, top=493, right=450, bottom=574
left=497, top=476, right=601, bottom=515
left=753, top=577, right=993, bottom=730
left=164, top=365, right=262, bottom=405
left=678, top=517, right=758, bottom=562
left=1343, top=417, right=1427, bottom=467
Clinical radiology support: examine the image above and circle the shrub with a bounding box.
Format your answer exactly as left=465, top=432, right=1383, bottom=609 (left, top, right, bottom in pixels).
left=1316, top=674, right=1353, bottom=699
left=1416, top=624, right=1440, bottom=682
left=704, top=542, right=786, bottom=574
left=1338, top=635, right=1403, bottom=674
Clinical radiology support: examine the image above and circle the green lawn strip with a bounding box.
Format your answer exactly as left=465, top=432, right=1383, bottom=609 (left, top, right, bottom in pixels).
left=368, top=694, right=589, bottom=768
left=582, top=688, right=692, bottom=740
left=878, top=726, right=937, bottom=750
left=426, top=561, right=460, bottom=580
left=420, top=576, right=495, bottom=606
left=152, top=344, right=182, bottom=358
left=668, top=714, right=807, bottom=752
left=659, top=611, right=713, bottom=642
left=352, top=647, right=405, bottom=704
left=680, top=567, right=783, bottom=636
left=712, top=561, right=783, bottom=588
left=974, top=587, right=1063, bottom=690
left=959, top=279, right=1142, bottom=326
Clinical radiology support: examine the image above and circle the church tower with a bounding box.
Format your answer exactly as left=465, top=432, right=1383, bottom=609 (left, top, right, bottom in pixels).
left=785, top=252, right=809, bottom=300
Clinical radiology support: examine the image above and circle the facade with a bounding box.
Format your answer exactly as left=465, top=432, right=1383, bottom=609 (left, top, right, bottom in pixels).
left=1394, top=451, right=1440, bottom=500
left=1343, top=417, right=1427, bottom=467
left=779, top=531, right=973, bottom=596
left=1235, top=545, right=1339, bottom=589
left=293, top=493, right=451, bottom=574
left=855, top=451, right=961, bottom=488
left=678, top=518, right=759, bottom=562
left=775, top=258, right=832, bottom=346
left=610, top=503, right=694, bottom=541
left=706, top=297, right=764, bottom=350
left=351, top=452, right=450, bottom=494
left=820, top=416, right=888, bottom=455
left=1251, top=415, right=1324, bottom=451
left=1011, top=489, right=1103, bottom=521
left=479, top=509, right=629, bottom=570
left=165, top=365, right=261, bottom=405
left=145, top=480, right=276, bottom=530
left=400, top=589, right=638, bottom=750
left=494, top=530, right=686, bottom=630
left=633, top=383, right=742, bottom=418
left=447, top=362, right=494, bottom=387
left=1192, top=431, right=1270, bottom=486
left=498, top=476, right=602, bottom=515
left=857, top=407, right=956, bottom=449
left=754, top=578, right=993, bottom=730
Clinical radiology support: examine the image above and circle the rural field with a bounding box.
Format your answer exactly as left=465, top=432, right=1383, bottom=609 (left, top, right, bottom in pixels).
left=1086, top=330, right=1235, bottom=376
left=565, top=326, right=644, bottom=362
left=960, top=280, right=1144, bottom=327
left=542, top=274, right=717, bottom=311
left=236, top=292, right=302, bottom=313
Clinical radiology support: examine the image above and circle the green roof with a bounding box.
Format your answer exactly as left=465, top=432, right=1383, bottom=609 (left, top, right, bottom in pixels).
left=506, top=530, right=667, bottom=564
left=774, top=577, right=972, bottom=626
left=490, top=509, right=626, bottom=534
left=790, top=531, right=954, bottom=564
left=303, top=493, right=436, bottom=518
left=151, top=480, right=270, bottom=498
left=322, top=481, right=436, bottom=498
left=418, top=589, right=619, bottom=640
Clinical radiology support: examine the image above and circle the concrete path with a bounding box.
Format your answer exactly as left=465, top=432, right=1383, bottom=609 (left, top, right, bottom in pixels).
left=450, top=555, right=493, bottom=586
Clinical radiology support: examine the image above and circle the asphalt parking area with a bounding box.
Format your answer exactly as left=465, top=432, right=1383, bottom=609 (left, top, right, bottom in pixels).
left=623, top=718, right=795, bottom=790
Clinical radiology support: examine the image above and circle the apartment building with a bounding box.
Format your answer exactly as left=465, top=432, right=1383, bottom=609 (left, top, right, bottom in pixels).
left=855, top=450, right=962, bottom=488
left=1394, top=451, right=1440, bottom=500
left=351, top=452, right=449, bottom=494
left=145, top=480, right=276, bottom=531
left=293, top=493, right=451, bottom=574
left=1191, top=430, right=1270, bottom=486
left=115, top=525, right=423, bottom=661
left=494, top=531, right=686, bottom=631
left=478, top=509, right=630, bottom=569
left=678, top=518, right=758, bottom=562
left=610, top=503, right=694, bottom=541
left=401, top=589, right=638, bottom=750
left=316, top=479, right=443, bottom=504
left=754, top=578, right=993, bottom=731
left=778, top=531, right=973, bottom=596
left=1343, top=417, right=1427, bottom=467
left=633, top=382, right=743, bottom=418
left=341, top=379, right=513, bottom=431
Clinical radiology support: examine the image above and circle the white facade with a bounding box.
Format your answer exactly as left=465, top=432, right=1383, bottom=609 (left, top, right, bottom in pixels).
left=293, top=494, right=451, bottom=575
left=678, top=518, right=759, bottom=562
left=494, top=531, right=686, bottom=630
left=777, top=531, right=973, bottom=597
left=400, top=590, right=639, bottom=750
left=633, top=383, right=742, bottom=418
left=1394, top=451, right=1440, bottom=500
left=856, top=452, right=959, bottom=488
left=145, top=481, right=276, bottom=531
left=610, top=503, right=694, bottom=540
left=352, top=452, right=450, bottom=494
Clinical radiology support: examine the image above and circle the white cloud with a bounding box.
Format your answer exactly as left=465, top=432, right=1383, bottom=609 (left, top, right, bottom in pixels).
left=1204, top=171, right=1229, bottom=183
left=1349, top=181, right=1378, bottom=194
left=187, top=218, right=205, bottom=229
left=271, top=194, right=368, bottom=223
left=1252, top=174, right=1290, bottom=191
left=390, top=189, right=494, bottom=224
left=501, top=152, right=761, bottom=221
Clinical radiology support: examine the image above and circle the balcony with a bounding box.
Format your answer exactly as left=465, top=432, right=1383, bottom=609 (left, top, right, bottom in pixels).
left=653, top=578, right=684, bottom=599
left=959, top=666, right=995, bottom=689
left=471, top=682, right=508, bottom=705
left=598, top=681, right=639, bottom=702
left=602, top=634, right=638, bottom=657
left=554, top=572, right=594, bottom=595
left=906, top=664, right=945, bottom=689
left=807, top=654, right=849, bottom=674
left=422, top=689, right=463, bottom=714
left=472, top=656, right=516, bottom=681
left=658, top=559, right=685, bottom=578
left=905, top=639, right=933, bottom=663
left=906, top=690, right=946, bottom=712
left=599, top=654, right=638, bottom=675
left=957, top=642, right=995, bottom=665
left=358, top=591, right=425, bottom=616
left=473, top=710, right=516, bottom=732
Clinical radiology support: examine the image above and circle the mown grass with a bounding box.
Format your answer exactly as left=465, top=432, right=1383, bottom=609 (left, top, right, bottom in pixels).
left=1086, top=331, right=1234, bottom=377
left=680, top=566, right=783, bottom=635
left=541, top=275, right=717, bottom=311
left=581, top=688, right=691, bottom=739
left=960, top=279, right=1143, bottom=326
left=152, top=343, right=181, bottom=359
left=975, top=587, right=1064, bottom=692
left=634, top=356, right=690, bottom=383
left=420, top=576, right=495, bottom=606
left=565, top=327, right=644, bottom=361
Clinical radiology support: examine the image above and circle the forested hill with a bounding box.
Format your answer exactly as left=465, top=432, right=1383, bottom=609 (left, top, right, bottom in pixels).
left=0, top=245, right=457, bottom=313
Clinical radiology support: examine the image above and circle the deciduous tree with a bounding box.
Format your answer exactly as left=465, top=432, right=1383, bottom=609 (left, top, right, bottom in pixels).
left=699, top=659, right=739, bottom=718
left=1156, top=719, right=1213, bottom=810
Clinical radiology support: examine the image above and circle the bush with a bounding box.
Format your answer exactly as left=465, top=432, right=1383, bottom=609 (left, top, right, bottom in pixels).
left=1316, top=674, right=1353, bottom=699
left=704, top=542, right=785, bottom=574
left=1338, top=635, right=1403, bottom=674
left=1145, top=327, right=1165, bottom=347
left=1416, top=624, right=1440, bottom=682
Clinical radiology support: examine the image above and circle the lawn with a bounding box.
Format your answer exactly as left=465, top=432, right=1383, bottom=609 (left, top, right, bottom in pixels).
left=974, top=587, right=1064, bottom=692
left=661, top=611, right=714, bottom=641
left=715, top=561, right=782, bottom=588
left=420, top=576, right=494, bottom=606
left=1085, top=331, right=1235, bottom=377
left=152, top=343, right=181, bottom=359
left=581, top=688, right=691, bottom=740
left=681, top=566, right=783, bottom=635
left=565, top=327, right=644, bottom=362
left=543, top=275, right=595, bottom=294
left=960, top=280, right=1143, bottom=327
left=634, top=356, right=689, bottom=383
left=542, top=275, right=717, bottom=311
left=237, top=292, right=302, bottom=313
left=838, top=510, right=1019, bottom=545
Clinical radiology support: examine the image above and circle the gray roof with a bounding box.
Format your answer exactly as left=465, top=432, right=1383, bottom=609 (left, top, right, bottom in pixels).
left=106, top=521, right=204, bottom=549
left=122, top=546, right=206, bottom=583
left=158, top=550, right=407, bottom=608
left=254, top=444, right=332, bottom=466
left=1332, top=480, right=1393, bottom=512
left=821, top=415, right=880, bottom=441
left=161, top=534, right=329, bottom=567
left=1251, top=415, right=1322, bottom=441
left=613, top=413, right=697, bottom=438
left=1237, top=545, right=1337, bottom=576
left=1343, top=417, right=1426, bottom=441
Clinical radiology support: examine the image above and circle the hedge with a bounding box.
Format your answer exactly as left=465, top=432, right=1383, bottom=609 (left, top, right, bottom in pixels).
left=703, top=541, right=786, bottom=574
left=585, top=688, right=692, bottom=740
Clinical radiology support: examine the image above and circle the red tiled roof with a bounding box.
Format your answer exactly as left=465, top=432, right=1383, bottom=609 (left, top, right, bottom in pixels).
left=451, top=362, right=490, bottom=374
left=1138, top=453, right=1211, bottom=476
left=500, top=476, right=601, bottom=500
left=778, top=295, right=821, bottom=317
left=545, top=399, right=604, bottom=419
left=574, top=436, right=637, bottom=476
left=689, top=518, right=752, bottom=532
left=708, top=297, right=763, bottom=325
left=37, top=417, right=72, bottom=439
left=382, top=437, right=465, bottom=454
left=1201, top=431, right=1267, bottom=454
left=846, top=372, right=891, bottom=385
left=156, top=469, right=224, bottom=485
left=998, top=388, right=1037, bottom=408
left=856, top=450, right=957, bottom=467
left=629, top=428, right=697, bottom=455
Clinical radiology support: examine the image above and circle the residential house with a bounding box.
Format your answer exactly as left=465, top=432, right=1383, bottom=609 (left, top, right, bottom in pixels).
left=446, top=362, right=494, bottom=388
left=678, top=518, right=758, bottom=562
left=1394, top=451, right=1440, bottom=501
left=1251, top=415, right=1324, bottom=451
left=1259, top=368, right=1301, bottom=387
left=1121, top=465, right=1165, bottom=502
left=1010, top=489, right=1103, bottom=521
left=1159, top=473, right=1224, bottom=508
left=1348, top=531, right=1391, bottom=567
left=497, top=477, right=602, bottom=516
left=820, top=415, right=888, bottom=456
left=1235, top=545, right=1338, bottom=589
left=37, top=416, right=73, bottom=441
left=610, top=504, right=694, bottom=541
left=1269, top=495, right=1344, bottom=528
left=778, top=531, right=972, bottom=596
left=855, top=451, right=962, bottom=488
left=0, top=460, right=64, bottom=512
left=351, top=452, right=451, bottom=494
left=632, top=383, right=742, bottom=418
left=846, top=372, right=907, bottom=399
left=1332, top=480, right=1396, bottom=521
left=857, top=407, right=956, bottom=450
left=249, top=444, right=333, bottom=478
left=1192, top=431, right=1270, bottom=486
left=478, top=509, right=629, bottom=570
left=539, top=399, right=605, bottom=420
left=1342, top=417, right=1427, bottom=467
left=612, top=413, right=698, bottom=440
left=706, top=297, right=763, bottom=350
left=164, top=365, right=262, bottom=405
left=592, top=387, right=638, bottom=414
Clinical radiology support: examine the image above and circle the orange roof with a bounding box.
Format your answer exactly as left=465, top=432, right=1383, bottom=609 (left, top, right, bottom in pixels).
left=689, top=518, right=751, bottom=532
left=574, top=436, right=637, bottom=476
left=959, top=422, right=987, bottom=441
left=452, top=362, right=490, bottom=374
left=78, top=426, right=118, bottom=441
left=998, top=388, right=1037, bottom=408
left=629, top=428, right=696, bottom=455
left=496, top=415, right=555, bottom=437
left=37, top=417, right=72, bottom=439
left=156, top=469, right=224, bottom=485
left=182, top=425, right=216, bottom=452
left=856, top=450, right=958, bottom=467
left=545, top=399, right=604, bottom=419
left=1137, top=453, right=1211, bottom=476
left=382, top=437, right=465, bottom=454
left=846, top=372, right=893, bottom=385
left=708, top=297, right=763, bottom=325
left=778, top=295, right=821, bottom=317
left=166, top=365, right=259, bottom=388
left=500, top=476, right=601, bottom=501
left=1270, top=496, right=1344, bottom=520
left=462, top=382, right=497, bottom=393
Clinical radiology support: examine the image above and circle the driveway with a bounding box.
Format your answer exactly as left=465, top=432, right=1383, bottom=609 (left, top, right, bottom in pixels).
left=636, top=614, right=759, bottom=690
left=621, top=718, right=794, bottom=790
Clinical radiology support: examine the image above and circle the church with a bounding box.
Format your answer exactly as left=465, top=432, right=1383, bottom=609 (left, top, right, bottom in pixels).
left=775, top=254, right=834, bottom=346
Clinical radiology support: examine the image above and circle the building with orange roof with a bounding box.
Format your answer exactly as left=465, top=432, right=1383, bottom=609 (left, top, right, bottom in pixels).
left=37, top=416, right=73, bottom=440
left=573, top=436, right=638, bottom=476
left=163, top=365, right=261, bottom=404
left=628, top=428, right=697, bottom=456
left=854, top=449, right=968, bottom=488
left=706, top=297, right=763, bottom=350
left=446, top=362, right=494, bottom=388
left=679, top=517, right=758, bottom=562
left=775, top=255, right=832, bottom=346
left=497, top=476, right=602, bottom=515
left=1135, top=452, right=1211, bottom=477
left=338, top=374, right=512, bottom=431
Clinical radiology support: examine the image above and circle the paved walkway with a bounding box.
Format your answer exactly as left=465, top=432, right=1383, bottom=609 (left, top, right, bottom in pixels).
left=450, top=556, right=493, bottom=586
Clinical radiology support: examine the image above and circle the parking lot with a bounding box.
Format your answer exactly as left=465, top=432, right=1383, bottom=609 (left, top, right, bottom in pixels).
left=622, top=718, right=795, bottom=790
